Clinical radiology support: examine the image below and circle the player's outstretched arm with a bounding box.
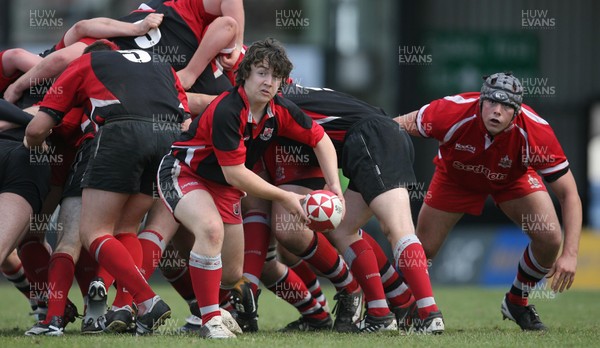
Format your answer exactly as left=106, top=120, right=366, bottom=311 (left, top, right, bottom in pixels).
left=3, top=43, right=87, bottom=104
left=222, top=163, right=309, bottom=223
left=312, top=133, right=344, bottom=205
left=62, top=13, right=164, bottom=47
left=394, top=110, right=422, bottom=137
left=185, top=92, right=218, bottom=117
left=176, top=17, right=237, bottom=90
left=545, top=169, right=582, bottom=293
left=1, top=48, right=43, bottom=78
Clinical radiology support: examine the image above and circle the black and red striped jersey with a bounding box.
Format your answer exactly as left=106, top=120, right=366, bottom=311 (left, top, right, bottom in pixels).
left=108, top=0, right=231, bottom=95
left=171, top=85, right=325, bottom=185
left=39, top=49, right=189, bottom=126
left=282, top=84, right=388, bottom=152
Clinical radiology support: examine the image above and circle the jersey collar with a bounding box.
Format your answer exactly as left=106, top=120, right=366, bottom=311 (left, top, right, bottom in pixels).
left=238, top=85, right=275, bottom=123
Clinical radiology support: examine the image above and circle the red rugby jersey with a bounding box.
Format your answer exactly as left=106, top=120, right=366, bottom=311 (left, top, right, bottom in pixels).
left=416, top=92, right=569, bottom=192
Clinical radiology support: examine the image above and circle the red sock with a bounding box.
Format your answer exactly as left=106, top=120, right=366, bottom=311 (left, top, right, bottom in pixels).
left=18, top=238, right=50, bottom=302
left=243, top=212, right=271, bottom=295
left=161, top=266, right=195, bottom=302
left=1, top=262, right=31, bottom=299
left=267, top=267, right=327, bottom=321
left=345, top=239, right=389, bottom=317
left=96, top=266, right=115, bottom=289
left=111, top=233, right=142, bottom=308
left=189, top=251, right=222, bottom=324
left=290, top=260, right=327, bottom=308
left=393, top=235, right=438, bottom=319
left=361, top=230, right=413, bottom=308
left=138, top=230, right=166, bottom=280
left=44, top=253, right=75, bottom=322
left=300, top=232, right=359, bottom=293
left=74, top=248, right=98, bottom=299
left=89, top=235, right=154, bottom=304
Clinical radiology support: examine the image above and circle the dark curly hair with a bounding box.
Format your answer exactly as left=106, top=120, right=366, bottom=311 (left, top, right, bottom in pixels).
left=235, top=38, right=293, bottom=87
left=83, top=39, right=120, bottom=54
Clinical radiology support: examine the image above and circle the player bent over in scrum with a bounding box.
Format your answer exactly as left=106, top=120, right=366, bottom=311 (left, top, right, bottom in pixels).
left=25, top=40, right=192, bottom=335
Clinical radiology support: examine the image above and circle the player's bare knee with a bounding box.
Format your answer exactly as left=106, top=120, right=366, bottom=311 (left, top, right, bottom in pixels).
left=215, top=16, right=237, bottom=33
left=529, top=227, right=562, bottom=253
left=200, top=222, right=225, bottom=248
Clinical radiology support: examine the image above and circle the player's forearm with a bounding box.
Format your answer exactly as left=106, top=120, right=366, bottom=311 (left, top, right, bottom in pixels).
left=2, top=48, right=42, bottom=75
left=11, top=43, right=85, bottom=92
left=394, top=110, right=421, bottom=137
left=313, top=134, right=342, bottom=192
left=222, top=164, right=287, bottom=202
left=186, top=92, right=217, bottom=116
left=64, top=16, right=163, bottom=47
left=549, top=171, right=583, bottom=258
left=558, top=191, right=582, bottom=257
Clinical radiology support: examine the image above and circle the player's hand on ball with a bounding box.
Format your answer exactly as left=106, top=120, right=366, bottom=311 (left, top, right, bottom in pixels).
left=280, top=191, right=310, bottom=224
left=302, top=190, right=344, bottom=232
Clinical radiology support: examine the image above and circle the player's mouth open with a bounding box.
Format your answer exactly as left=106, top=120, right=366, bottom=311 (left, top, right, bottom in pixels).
left=490, top=119, right=500, bottom=125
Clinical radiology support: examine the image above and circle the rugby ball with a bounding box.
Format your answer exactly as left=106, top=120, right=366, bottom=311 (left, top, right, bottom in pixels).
left=302, top=190, right=343, bottom=232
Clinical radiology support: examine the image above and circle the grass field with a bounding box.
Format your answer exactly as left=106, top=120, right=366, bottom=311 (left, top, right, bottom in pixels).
left=0, top=282, right=598, bottom=347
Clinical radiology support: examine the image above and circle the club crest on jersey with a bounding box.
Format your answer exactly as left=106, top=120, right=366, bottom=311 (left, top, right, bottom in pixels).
left=455, top=143, right=476, bottom=153
left=498, top=155, right=513, bottom=169
left=233, top=202, right=241, bottom=216
left=260, top=127, right=274, bottom=141
left=528, top=174, right=542, bottom=189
